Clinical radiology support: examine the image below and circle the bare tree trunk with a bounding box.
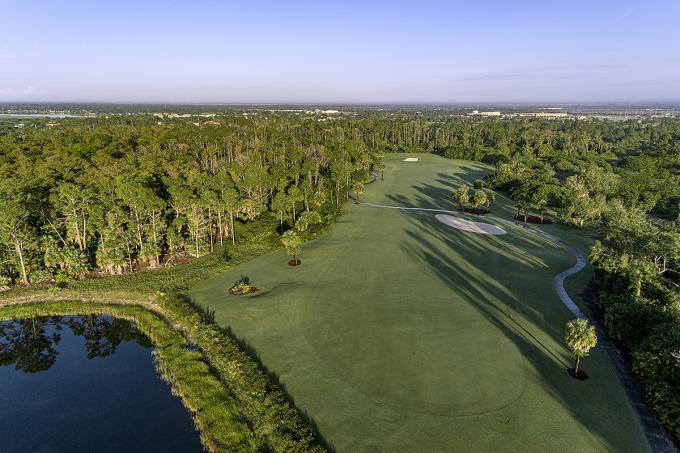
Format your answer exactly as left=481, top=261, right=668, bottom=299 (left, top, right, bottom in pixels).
left=135, top=211, right=143, bottom=251
left=574, top=355, right=581, bottom=374
left=208, top=207, right=214, bottom=253
left=82, top=212, right=88, bottom=251
left=217, top=210, right=223, bottom=246
left=230, top=211, right=235, bottom=246
left=151, top=211, right=159, bottom=267
left=13, top=233, right=28, bottom=285
left=72, top=210, right=83, bottom=251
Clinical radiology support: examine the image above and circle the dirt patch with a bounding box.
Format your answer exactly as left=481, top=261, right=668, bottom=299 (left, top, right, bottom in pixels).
left=435, top=214, right=507, bottom=235
left=514, top=214, right=553, bottom=224
left=288, top=259, right=302, bottom=266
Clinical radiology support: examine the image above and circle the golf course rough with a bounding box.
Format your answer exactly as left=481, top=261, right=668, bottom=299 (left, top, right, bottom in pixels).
left=190, top=154, right=650, bottom=452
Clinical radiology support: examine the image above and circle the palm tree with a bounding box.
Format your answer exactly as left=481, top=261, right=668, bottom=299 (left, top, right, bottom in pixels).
left=222, top=188, right=241, bottom=246
left=565, top=318, right=598, bottom=376
left=452, top=186, right=470, bottom=212
left=377, top=162, right=386, bottom=180
left=352, top=181, right=365, bottom=200
left=483, top=188, right=496, bottom=210
left=281, top=230, right=302, bottom=265
left=472, top=189, right=488, bottom=212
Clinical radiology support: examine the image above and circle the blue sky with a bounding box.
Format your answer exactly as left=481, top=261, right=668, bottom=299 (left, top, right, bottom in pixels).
left=1, top=0, right=679, bottom=103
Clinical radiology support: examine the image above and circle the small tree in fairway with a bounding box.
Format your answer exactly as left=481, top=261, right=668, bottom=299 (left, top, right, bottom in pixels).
left=352, top=181, right=365, bottom=200
left=452, top=186, right=470, bottom=212
left=472, top=189, right=488, bottom=213
left=483, top=188, right=496, bottom=210
left=281, top=230, right=302, bottom=266
left=565, top=318, right=598, bottom=379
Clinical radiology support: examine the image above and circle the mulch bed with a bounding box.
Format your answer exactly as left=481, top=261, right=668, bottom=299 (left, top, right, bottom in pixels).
left=514, top=214, right=553, bottom=224
left=288, top=259, right=302, bottom=266
left=228, top=286, right=259, bottom=295
left=458, top=207, right=490, bottom=215
left=567, top=368, right=589, bottom=380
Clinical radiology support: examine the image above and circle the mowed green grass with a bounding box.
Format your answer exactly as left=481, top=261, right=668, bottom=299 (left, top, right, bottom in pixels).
left=190, top=154, right=649, bottom=452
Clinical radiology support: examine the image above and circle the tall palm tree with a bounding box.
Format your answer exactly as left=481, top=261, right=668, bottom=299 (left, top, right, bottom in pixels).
left=352, top=181, right=365, bottom=200
left=452, top=186, right=470, bottom=212
left=565, top=318, right=598, bottom=375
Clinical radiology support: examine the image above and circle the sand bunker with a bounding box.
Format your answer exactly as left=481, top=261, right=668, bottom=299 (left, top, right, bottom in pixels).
left=403, top=157, right=419, bottom=162
left=435, top=214, right=507, bottom=235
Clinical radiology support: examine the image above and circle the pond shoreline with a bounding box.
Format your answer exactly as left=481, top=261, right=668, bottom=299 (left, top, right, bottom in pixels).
left=0, top=299, right=255, bottom=453
left=0, top=292, right=326, bottom=452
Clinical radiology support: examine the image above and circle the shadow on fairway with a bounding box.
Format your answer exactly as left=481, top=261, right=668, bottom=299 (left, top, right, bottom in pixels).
left=393, top=197, right=639, bottom=452
left=189, top=298, right=337, bottom=452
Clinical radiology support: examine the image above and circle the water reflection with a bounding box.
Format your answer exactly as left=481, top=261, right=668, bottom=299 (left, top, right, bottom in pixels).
left=0, top=317, right=62, bottom=372
left=0, top=315, right=151, bottom=372
left=0, top=315, right=203, bottom=453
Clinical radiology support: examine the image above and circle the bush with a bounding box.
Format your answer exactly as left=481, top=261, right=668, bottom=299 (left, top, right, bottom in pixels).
left=29, top=269, right=54, bottom=284
left=156, top=291, right=325, bottom=451
left=600, top=294, right=672, bottom=349
left=632, top=323, right=680, bottom=437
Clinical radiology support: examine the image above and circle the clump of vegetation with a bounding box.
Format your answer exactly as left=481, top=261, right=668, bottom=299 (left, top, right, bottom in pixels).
left=565, top=318, right=598, bottom=379
left=228, top=276, right=258, bottom=295
left=451, top=181, right=495, bottom=214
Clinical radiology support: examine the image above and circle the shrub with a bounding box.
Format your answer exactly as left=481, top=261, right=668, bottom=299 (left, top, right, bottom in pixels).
left=28, top=269, right=54, bottom=284
left=632, top=324, right=680, bottom=438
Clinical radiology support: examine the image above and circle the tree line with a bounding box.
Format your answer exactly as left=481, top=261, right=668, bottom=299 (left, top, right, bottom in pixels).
left=0, top=118, right=381, bottom=285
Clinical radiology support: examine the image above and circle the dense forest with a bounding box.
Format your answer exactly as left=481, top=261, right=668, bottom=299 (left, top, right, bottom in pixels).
left=1, top=112, right=679, bottom=436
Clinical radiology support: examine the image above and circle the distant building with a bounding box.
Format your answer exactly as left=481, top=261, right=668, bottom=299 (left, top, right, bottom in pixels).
left=519, top=112, right=569, bottom=118
left=469, top=110, right=502, bottom=117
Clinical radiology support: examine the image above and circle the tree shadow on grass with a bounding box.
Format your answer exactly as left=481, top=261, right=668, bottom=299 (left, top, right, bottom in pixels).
left=218, top=325, right=336, bottom=452
left=181, top=291, right=335, bottom=452
left=393, top=203, right=645, bottom=451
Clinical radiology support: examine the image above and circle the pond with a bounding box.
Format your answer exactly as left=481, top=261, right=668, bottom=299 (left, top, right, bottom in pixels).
left=0, top=315, right=204, bottom=452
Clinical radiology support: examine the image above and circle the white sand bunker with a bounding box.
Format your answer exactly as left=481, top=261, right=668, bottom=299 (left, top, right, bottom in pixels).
left=435, top=214, right=507, bottom=235
left=403, top=157, right=419, bottom=162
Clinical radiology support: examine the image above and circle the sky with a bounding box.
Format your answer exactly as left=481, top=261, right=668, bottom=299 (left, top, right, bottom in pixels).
left=1, top=0, right=679, bottom=104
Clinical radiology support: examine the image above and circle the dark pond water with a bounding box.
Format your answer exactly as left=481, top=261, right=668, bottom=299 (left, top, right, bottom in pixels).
left=0, top=315, right=204, bottom=453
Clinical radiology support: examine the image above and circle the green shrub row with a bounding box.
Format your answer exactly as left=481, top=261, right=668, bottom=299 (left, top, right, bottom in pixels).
left=155, top=290, right=326, bottom=452
left=591, top=274, right=680, bottom=438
